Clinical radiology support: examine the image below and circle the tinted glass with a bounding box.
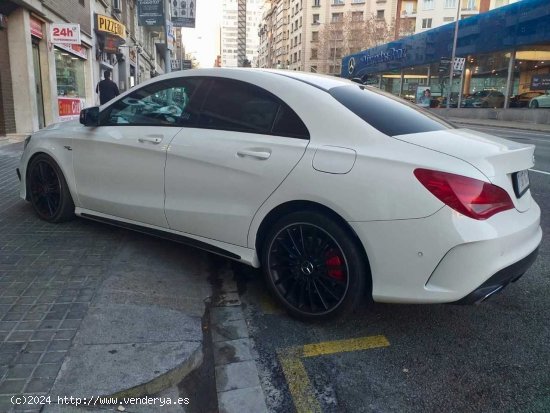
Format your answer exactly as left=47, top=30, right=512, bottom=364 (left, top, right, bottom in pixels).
left=200, top=79, right=280, bottom=134
left=272, top=104, right=309, bottom=139
left=101, top=78, right=203, bottom=126
left=329, top=85, right=453, bottom=137
left=198, top=78, right=309, bottom=139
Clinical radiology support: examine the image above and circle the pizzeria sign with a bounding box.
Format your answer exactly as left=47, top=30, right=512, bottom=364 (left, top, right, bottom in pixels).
left=95, top=14, right=126, bottom=40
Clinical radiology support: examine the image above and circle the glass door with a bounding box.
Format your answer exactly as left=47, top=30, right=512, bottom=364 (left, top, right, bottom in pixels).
left=32, top=42, right=45, bottom=129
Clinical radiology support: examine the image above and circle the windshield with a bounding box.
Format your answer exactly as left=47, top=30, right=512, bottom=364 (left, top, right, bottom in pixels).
left=329, top=85, right=454, bottom=137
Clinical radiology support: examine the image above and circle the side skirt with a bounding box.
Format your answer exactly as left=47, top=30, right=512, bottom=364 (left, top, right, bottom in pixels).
left=80, top=212, right=242, bottom=261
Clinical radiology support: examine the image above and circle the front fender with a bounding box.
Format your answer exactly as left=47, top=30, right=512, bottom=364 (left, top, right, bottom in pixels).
left=19, top=132, right=78, bottom=206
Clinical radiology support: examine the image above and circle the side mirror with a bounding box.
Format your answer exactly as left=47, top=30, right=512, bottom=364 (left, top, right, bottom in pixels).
left=79, top=107, right=100, bottom=127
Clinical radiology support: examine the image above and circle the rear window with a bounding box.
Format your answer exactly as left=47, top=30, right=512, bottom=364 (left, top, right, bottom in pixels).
left=330, top=85, right=453, bottom=137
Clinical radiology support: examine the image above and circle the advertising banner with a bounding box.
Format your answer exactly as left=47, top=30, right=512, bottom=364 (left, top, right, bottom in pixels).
left=138, top=0, right=164, bottom=26
left=50, top=23, right=81, bottom=45
left=171, top=0, right=196, bottom=28
left=58, top=97, right=85, bottom=122
left=531, top=74, right=550, bottom=90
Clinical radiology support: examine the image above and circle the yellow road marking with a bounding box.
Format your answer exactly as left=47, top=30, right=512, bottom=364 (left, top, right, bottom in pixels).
left=278, top=349, right=322, bottom=413
left=302, top=335, right=390, bottom=358
left=278, top=335, right=390, bottom=413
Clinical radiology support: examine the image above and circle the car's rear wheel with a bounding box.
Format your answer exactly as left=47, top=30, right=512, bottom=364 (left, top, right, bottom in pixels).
left=262, top=211, right=368, bottom=320
left=530, top=100, right=539, bottom=109
left=28, top=154, right=74, bottom=222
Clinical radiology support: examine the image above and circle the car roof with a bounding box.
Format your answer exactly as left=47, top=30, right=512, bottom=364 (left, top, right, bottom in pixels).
left=151, top=67, right=353, bottom=92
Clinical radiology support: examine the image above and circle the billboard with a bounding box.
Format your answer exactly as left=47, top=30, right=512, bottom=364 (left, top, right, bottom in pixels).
left=138, top=0, right=164, bottom=26
left=171, top=0, right=196, bottom=28
left=50, top=23, right=81, bottom=45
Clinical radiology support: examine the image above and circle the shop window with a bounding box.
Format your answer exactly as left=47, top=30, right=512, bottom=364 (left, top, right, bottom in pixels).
left=55, top=48, right=86, bottom=98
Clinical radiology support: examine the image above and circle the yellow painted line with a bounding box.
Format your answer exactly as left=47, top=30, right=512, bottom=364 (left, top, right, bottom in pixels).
left=277, top=335, right=390, bottom=413
left=301, top=335, right=390, bottom=358
left=278, top=349, right=322, bottom=413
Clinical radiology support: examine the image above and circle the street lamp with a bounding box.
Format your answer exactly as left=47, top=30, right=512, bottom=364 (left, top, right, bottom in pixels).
left=446, top=0, right=461, bottom=112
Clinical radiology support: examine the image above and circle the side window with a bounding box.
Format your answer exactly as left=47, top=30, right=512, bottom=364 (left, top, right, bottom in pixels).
left=198, top=78, right=309, bottom=139
left=100, top=78, right=203, bottom=126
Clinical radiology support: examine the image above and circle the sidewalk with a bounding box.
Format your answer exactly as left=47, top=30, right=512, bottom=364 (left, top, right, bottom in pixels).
left=445, top=117, right=550, bottom=133
left=0, top=142, right=213, bottom=413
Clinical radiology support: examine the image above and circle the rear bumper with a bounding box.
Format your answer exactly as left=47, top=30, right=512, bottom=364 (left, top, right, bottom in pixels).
left=453, top=247, right=539, bottom=304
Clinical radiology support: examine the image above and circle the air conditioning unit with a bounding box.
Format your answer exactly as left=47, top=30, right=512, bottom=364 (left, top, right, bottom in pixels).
left=112, top=0, right=121, bottom=13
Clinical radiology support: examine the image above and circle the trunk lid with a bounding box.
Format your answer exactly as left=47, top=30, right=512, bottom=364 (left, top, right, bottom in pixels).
left=395, top=128, right=535, bottom=212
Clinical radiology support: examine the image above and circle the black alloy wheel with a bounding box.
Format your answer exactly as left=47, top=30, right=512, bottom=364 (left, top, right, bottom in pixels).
left=263, top=211, right=368, bottom=320
left=28, top=154, right=75, bottom=222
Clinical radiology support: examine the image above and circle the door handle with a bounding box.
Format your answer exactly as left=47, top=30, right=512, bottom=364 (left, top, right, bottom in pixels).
left=138, top=136, right=162, bottom=144
left=237, top=149, right=271, bottom=160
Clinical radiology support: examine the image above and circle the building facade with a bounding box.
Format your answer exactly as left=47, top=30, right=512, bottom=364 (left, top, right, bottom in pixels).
left=258, top=0, right=398, bottom=75
left=221, top=0, right=264, bottom=67
left=0, top=0, right=168, bottom=135
left=342, top=0, right=550, bottom=109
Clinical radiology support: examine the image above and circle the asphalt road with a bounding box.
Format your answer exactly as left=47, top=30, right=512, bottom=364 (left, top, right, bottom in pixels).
left=235, top=125, right=550, bottom=413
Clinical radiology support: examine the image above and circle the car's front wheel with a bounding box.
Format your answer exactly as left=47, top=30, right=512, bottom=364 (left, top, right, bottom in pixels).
left=262, top=211, right=368, bottom=320
left=27, top=154, right=75, bottom=222
left=530, top=100, right=539, bottom=109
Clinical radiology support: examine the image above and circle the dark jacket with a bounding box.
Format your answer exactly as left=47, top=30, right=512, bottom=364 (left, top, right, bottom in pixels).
left=96, top=79, right=120, bottom=105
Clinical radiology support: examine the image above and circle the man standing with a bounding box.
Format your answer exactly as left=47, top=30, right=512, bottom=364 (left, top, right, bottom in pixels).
left=96, top=71, right=120, bottom=105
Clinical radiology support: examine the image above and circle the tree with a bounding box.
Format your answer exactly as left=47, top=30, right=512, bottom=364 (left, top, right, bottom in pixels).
left=318, top=12, right=395, bottom=75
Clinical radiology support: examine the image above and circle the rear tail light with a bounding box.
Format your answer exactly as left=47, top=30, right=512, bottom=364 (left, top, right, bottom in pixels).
left=414, top=168, right=514, bottom=220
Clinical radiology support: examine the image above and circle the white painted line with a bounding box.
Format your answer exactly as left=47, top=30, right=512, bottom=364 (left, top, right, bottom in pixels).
left=530, top=169, right=550, bottom=175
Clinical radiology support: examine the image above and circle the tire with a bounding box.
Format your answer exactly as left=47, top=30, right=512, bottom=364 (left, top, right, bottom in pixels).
left=261, top=211, right=368, bottom=321
left=530, top=100, right=539, bottom=109
left=27, top=154, right=75, bottom=223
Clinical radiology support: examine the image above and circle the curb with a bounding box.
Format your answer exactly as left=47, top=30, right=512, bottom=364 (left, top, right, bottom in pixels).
left=209, top=262, right=268, bottom=413
left=446, top=118, right=550, bottom=133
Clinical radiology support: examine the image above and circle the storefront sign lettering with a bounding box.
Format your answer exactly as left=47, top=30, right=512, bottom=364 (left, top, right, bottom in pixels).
left=95, top=14, right=126, bottom=39
left=58, top=97, right=85, bottom=121
left=30, top=16, right=43, bottom=38
left=50, top=23, right=81, bottom=45
left=361, top=48, right=407, bottom=67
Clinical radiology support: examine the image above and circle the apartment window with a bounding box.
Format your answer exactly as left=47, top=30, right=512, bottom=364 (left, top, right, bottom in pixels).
left=310, top=65, right=318, bottom=72
left=312, top=14, right=320, bottom=24
left=298, top=51, right=301, bottom=61
left=331, top=12, right=344, bottom=22
left=423, top=0, right=434, bottom=10
left=444, top=0, right=457, bottom=8
left=464, top=0, right=477, bottom=10
left=299, top=33, right=302, bottom=44
left=311, top=31, right=319, bottom=42
left=352, top=0, right=365, bottom=3
left=300, top=16, right=302, bottom=27
left=376, top=10, right=384, bottom=19
left=422, top=18, right=432, bottom=28
left=443, top=16, right=455, bottom=22
left=313, top=0, right=320, bottom=6
left=352, top=11, right=363, bottom=21
left=311, top=48, right=318, bottom=59
left=332, top=0, right=344, bottom=5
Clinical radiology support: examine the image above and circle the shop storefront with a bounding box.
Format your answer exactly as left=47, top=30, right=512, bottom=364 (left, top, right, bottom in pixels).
left=94, top=13, right=126, bottom=93
left=55, top=43, right=89, bottom=121
left=342, top=0, right=550, bottom=110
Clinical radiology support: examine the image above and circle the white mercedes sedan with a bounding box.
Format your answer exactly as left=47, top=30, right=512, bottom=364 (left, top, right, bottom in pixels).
left=17, top=68, right=542, bottom=320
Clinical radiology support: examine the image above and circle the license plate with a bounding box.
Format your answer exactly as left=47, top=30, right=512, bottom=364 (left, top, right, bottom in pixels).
left=513, top=170, right=530, bottom=198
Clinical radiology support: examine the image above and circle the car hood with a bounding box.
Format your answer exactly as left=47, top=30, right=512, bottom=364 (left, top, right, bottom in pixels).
left=394, top=128, right=534, bottom=180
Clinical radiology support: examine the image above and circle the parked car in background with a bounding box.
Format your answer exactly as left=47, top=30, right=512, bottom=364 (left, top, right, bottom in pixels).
left=509, top=91, right=544, bottom=108
left=462, top=90, right=505, bottom=108
left=529, top=91, right=550, bottom=108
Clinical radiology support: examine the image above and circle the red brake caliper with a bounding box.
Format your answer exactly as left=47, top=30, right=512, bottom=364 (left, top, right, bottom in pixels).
left=325, top=250, right=345, bottom=281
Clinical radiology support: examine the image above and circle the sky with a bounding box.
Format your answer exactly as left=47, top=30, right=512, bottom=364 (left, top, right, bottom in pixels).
left=181, top=0, right=221, bottom=67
